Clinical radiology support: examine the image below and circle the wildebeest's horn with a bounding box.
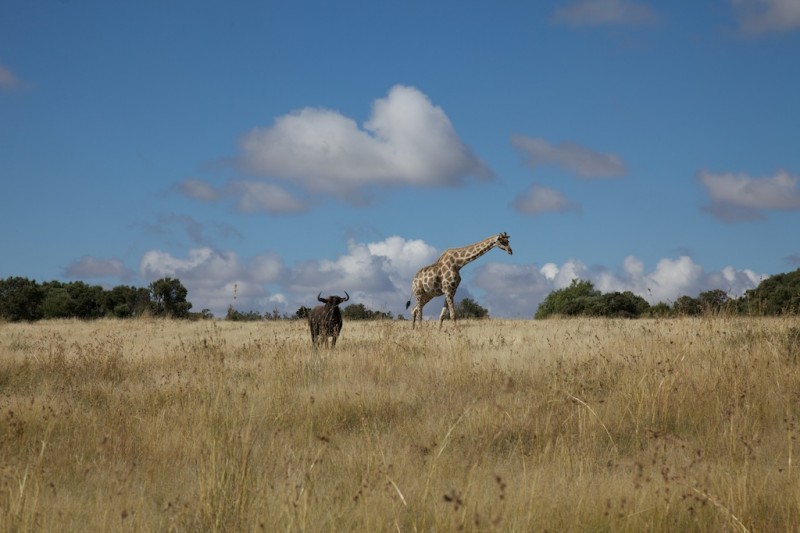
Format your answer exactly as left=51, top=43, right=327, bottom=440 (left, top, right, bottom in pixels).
left=343, top=291, right=350, bottom=302
left=318, top=292, right=326, bottom=303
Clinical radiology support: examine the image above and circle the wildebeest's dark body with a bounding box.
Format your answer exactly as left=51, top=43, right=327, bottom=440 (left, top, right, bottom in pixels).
left=308, top=292, right=349, bottom=348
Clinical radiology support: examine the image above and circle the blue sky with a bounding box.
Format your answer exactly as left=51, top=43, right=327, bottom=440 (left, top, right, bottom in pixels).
left=2, top=0, right=799, bottom=319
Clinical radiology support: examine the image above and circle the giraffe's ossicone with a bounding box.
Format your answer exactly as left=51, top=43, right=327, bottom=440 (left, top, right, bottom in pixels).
left=405, top=232, right=512, bottom=329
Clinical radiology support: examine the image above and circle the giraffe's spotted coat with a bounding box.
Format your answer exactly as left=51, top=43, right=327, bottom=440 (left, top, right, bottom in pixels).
left=407, top=232, right=512, bottom=329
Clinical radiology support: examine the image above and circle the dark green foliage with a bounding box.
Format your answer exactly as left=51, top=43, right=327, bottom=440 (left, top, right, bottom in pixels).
left=226, top=307, right=263, bottom=321
left=536, top=280, right=650, bottom=319
left=535, top=268, right=800, bottom=319
left=36, top=281, right=105, bottom=319
left=648, top=302, right=672, bottom=317
left=0, top=276, right=197, bottom=321
left=697, top=289, right=733, bottom=314
left=456, top=297, right=489, bottom=319
left=40, top=284, right=72, bottom=318
left=104, top=285, right=151, bottom=318
left=342, top=303, right=393, bottom=320
left=673, top=295, right=701, bottom=316
left=149, top=277, right=192, bottom=318
left=599, top=291, right=650, bottom=318
left=738, top=268, right=800, bottom=315
left=0, top=277, right=44, bottom=321
left=535, top=280, right=603, bottom=319
left=295, top=306, right=311, bottom=319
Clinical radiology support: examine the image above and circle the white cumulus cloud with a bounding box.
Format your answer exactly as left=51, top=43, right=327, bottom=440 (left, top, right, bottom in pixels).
left=134, top=236, right=440, bottom=318
left=367, top=236, right=439, bottom=280
left=139, top=247, right=285, bottom=315
left=238, top=85, right=491, bottom=202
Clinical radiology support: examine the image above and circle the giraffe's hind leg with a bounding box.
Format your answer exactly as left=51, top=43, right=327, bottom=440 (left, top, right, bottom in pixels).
left=412, top=294, right=432, bottom=329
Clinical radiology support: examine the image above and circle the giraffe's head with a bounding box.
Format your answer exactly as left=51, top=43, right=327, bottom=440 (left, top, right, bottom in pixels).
left=495, top=232, right=513, bottom=255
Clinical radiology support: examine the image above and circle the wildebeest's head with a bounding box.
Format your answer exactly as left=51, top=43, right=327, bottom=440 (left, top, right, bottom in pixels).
left=318, top=291, right=350, bottom=306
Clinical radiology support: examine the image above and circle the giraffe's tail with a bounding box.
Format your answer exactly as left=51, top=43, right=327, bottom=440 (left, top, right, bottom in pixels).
left=405, top=300, right=411, bottom=310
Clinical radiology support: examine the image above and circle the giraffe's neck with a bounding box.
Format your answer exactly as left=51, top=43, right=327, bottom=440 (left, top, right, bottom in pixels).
left=445, top=237, right=497, bottom=270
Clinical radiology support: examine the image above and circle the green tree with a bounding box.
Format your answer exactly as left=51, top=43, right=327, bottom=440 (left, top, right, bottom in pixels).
left=41, top=282, right=72, bottom=318
left=226, top=307, right=262, bottom=321
left=599, top=291, right=650, bottom=318
left=149, top=278, right=192, bottom=318
left=697, top=289, right=731, bottom=314
left=0, top=276, right=44, bottom=321
left=342, top=303, right=393, bottom=320
left=295, top=306, right=311, bottom=319
left=738, top=269, right=800, bottom=315
left=673, top=295, right=701, bottom=316
left=456, top=297, right=489, bottom=319
left=66, top=281, right=104, bottom=319
left=38, top=281, right=105, bottom=319
left=535, top=279, right=601, bottom=319
left=104, top=285, right=151, bottom=318
left=342, top=303, right=370, bottom=320
left=648, top=302, right=672, bottom=317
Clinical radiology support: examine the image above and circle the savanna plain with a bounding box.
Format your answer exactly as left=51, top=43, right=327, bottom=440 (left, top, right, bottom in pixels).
left=1, top=316, right=799, bottom=532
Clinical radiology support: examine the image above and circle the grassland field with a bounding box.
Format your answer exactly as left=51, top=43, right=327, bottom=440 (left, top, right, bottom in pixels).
left=1, top=316, right=799, bottom=532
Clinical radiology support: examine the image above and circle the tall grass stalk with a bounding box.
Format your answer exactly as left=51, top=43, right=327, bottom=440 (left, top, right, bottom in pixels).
left=1, top=317, right=799, bottom=531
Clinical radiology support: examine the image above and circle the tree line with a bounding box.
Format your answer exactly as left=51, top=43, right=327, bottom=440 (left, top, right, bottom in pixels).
left=231, top=298, right=490, bottom=322
left=0, top=276, right=200, bottom=321
left=534, top=268, right=800, bottom=319
left=2, top=268, right=797, bottom=322
left=0, top=275, right=490, bottom=322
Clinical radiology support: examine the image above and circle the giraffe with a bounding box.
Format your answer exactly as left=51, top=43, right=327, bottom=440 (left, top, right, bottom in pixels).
left=405, top=232, right=512, bottom=329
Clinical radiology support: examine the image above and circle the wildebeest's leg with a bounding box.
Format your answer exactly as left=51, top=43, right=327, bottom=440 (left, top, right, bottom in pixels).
left=309, top=322, right=317, bottom=348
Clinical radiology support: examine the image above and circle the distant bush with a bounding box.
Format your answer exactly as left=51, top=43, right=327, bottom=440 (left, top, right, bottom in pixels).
left=0, top=276, right=192, bottom=321
left=456, top=297, right=489, bottom=319
left=342, top=303, right=393, bottom=320
left=535, top=268, right=800, bottom=319
left=535, top=280, right=650, bottom=319
left=738, top=269, right=800, bottom=315
left=226, top=308, right=263, bottom=321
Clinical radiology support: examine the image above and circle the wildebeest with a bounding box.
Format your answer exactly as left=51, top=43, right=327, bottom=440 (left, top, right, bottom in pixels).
left=308, top=291, right=349, bottom=348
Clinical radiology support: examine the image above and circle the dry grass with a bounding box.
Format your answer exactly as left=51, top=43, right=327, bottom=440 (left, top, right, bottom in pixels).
left=1, top=316, right=799, bottom=531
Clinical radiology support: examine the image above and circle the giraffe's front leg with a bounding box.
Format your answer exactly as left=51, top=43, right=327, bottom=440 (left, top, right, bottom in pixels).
left=439, top=292, right=457, bottom=330
left=439, top=274, right=459, bottom=329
